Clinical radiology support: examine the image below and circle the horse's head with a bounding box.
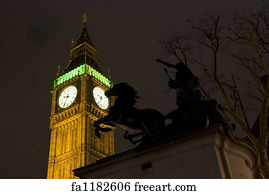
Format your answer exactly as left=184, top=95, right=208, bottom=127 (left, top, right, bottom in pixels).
left=105, top=82, right=139, bottom=105
left=105, top=84, right=120, bottom=97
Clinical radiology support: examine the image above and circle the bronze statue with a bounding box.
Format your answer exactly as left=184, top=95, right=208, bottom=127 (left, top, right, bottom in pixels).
left=157, top=59, right=217, bottom=133
left=95, top=60, right=218, bottom=145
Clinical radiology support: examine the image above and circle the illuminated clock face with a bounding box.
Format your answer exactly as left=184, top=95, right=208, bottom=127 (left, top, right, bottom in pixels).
left=58, top=85, right=77, bottom=108
left=93, top=87, right=109, bottom=109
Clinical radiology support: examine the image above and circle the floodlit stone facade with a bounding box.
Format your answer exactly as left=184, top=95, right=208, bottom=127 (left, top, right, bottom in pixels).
left=47, top=14, right=114, bottom=179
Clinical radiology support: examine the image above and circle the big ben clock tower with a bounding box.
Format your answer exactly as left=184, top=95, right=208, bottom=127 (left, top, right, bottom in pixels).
left=47, top=13, right=114, bottom=179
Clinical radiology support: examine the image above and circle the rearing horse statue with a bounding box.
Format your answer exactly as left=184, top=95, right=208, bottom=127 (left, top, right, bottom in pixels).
left=94, top=82, right=165, bottom=144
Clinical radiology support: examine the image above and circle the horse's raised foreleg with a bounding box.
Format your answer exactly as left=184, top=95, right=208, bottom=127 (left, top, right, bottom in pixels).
left=123, top=131, right=143, bottom=144
left=94, top=115, right=114, bottom=138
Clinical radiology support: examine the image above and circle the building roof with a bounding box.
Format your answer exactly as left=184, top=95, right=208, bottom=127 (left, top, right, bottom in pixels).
left=73, top=124, right=226, bottom=178
left=73, top=13, right=95, bottom=48
left=61, top=13, right=103, bottom=75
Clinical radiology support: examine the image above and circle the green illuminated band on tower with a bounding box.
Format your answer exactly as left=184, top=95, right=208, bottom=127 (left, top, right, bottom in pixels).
left=54, top=64, right=113, bottom=88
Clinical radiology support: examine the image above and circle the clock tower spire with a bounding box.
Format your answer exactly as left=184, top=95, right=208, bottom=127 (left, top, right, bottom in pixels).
left=65, top=12, right=102, bottom=74
left=47, top=14, right=114, bottom=179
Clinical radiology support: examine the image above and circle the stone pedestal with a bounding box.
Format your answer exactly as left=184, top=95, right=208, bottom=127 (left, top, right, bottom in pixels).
left=74, top=124, right=257, bottom=178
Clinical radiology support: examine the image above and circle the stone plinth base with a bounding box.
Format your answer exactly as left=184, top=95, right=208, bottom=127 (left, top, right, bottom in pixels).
left=74, top=124, right=257, bottom=178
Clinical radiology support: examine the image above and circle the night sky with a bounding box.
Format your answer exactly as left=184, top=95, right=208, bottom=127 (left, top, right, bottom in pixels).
left=0, top=0, right=262, bottom=178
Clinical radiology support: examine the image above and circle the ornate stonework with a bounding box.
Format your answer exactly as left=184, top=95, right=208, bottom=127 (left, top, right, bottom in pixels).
left=47, top=14, right=114, bottom=179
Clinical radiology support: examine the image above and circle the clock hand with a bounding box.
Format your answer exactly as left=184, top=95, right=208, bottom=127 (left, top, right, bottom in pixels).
left=64, top=97, right=68, bottom=106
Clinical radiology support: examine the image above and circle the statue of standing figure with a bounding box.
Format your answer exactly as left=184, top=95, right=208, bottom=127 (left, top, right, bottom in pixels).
left=157, top=59, right=217, bottom=135
left=156, top=59, right=201, bottom=108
